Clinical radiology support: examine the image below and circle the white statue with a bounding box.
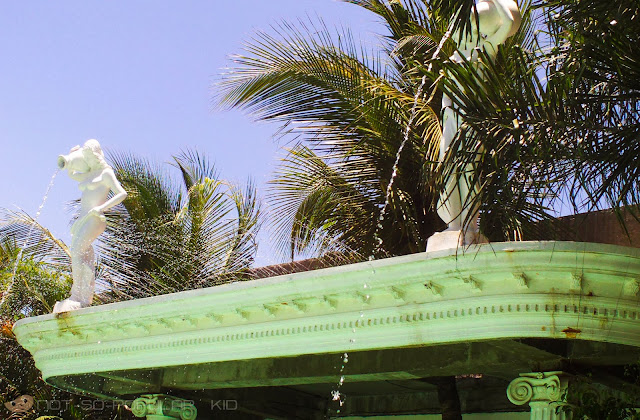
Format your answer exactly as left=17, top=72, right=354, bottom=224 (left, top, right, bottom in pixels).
left=428, top=0, right=521, bottom=251
left=53, top=140, right=127, bottom=313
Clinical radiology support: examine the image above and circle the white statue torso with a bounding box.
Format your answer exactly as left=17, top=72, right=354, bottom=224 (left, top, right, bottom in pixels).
left=76, top=169, right=113, bottom=216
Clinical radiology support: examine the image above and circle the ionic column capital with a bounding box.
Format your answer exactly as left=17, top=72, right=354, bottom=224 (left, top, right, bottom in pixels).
left=507, top=371, right=572, bottom=420
left=131, top=394, right=197, bottom=420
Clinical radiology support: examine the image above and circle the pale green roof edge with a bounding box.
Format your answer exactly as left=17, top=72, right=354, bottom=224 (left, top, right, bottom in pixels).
left=13, top=241, right=640, bottom=380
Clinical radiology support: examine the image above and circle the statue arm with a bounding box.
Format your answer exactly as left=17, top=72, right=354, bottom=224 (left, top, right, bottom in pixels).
left=92, top=169, right=128, bottom=214
left=484, top=0, right=521, bottom=49
left=67, top=170, right=91, bottom=182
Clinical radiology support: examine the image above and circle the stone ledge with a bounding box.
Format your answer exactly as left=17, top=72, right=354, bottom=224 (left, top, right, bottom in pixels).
left=13, top=241, right=640, bottom=381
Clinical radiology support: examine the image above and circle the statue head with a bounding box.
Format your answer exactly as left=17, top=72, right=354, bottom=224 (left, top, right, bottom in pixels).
left=473, top=0, right=521, bottom=38
left=57, top=139, right=108, bottom=173
left=457, top=0, right=521, bottom=49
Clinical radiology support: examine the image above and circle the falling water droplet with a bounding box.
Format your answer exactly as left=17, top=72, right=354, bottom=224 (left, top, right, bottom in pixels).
left=331, top=390, right=341, bottom=401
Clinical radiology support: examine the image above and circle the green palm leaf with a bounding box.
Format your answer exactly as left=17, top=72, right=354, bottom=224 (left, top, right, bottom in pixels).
left=218, top=15, right=444, bottom=259
left=98, top=150, right=261, bottom=301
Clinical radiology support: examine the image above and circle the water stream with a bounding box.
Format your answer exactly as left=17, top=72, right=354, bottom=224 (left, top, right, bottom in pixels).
left=328, top=281, right=370, bottom=417
left=0, top=170, right=59, bottom=309
left=329, top=24, right=456, bottom=417
left=330, top=352, right=349, bottom=413
left=370, top=74, right=428, bottom=258
left=369, top=21, right=455, bottom=259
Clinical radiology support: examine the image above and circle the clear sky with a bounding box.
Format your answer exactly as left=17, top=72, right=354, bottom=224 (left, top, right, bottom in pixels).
left=0, top=1, right=383, bottom=266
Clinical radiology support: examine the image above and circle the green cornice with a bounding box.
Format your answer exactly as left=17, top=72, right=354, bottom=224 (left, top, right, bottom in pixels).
left=14, top=242, right=640, bottom=381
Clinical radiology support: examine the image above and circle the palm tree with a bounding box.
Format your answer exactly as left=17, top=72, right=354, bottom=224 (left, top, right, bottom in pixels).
left=217, top=13, right=445, bottom=260
left=90, top=149, right=261, bottom=301
left=541, top=0, right=640, bottom=212
left=421, top=0, right=640, bottom=237
left=220, top=0, right=640, bottom=249
left=0, top=219, right=71, bottom=316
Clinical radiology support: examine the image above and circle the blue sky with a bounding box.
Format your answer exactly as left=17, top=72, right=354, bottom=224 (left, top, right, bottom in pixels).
left=0, top=1, right=383, bottom=266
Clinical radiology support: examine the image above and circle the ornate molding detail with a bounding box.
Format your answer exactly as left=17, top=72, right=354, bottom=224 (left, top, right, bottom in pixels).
left=507, top=372, right=572, bottom=420
left=463, top=276, right=482, bottom=293
left=423, top=281, right=443, bottom=297
left=513, top=272, right=529, bottom=289
left=623, top=279, right=640, bottom=297
left=570, top=273, right=583, bottom=291
left=131, top=394, right=197, bottom=420
left=29, top=297, right=640, bottom=380
left=13, top=242, right=640, bottom=381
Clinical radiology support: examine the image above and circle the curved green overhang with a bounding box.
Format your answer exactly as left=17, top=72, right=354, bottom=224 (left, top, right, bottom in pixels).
left=13, top=241, right=640, bottom=387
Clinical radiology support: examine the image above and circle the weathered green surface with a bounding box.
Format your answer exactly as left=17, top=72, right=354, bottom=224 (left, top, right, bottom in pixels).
left=14, top=242, right=640, bottom=380
left=11, top=241, right=640, bottom=418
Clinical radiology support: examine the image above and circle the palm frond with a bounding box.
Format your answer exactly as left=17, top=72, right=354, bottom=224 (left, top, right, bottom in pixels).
left=98, top=150, right=261, bottom=300
left=269, top=145, right=377, bottom=258
left=0, top=209, right=71, bottom=266
left=218, top=14, right=444, bottom=260
left=537, top=0, right=640, bottom=211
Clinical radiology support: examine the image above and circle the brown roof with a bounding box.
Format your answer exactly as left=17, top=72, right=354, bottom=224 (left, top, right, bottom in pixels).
left=250, top=208, right=640, bottom=279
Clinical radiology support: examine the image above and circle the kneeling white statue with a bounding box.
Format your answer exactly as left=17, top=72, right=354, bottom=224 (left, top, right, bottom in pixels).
left=53, top=140, right=127, bottom=313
